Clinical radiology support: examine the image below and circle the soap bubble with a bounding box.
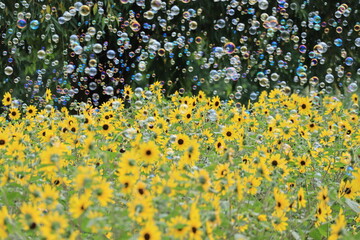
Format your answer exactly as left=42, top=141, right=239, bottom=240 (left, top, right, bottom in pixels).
left=348, top=83, right=358, bottom=92
left=104, top=86, right=114, bottom=96
left=106, top=50, right=116, bottom=59
left=93, top=43, right=103, bottom=54
left=4, top=66, right=13, bottom=75
left=17, top=19, right=27, bottom=29
left=30, top=20, right=40, bottom=30
left=79, top=5, right=91, bottom=16
left=37, top=50, right=46, bottom=59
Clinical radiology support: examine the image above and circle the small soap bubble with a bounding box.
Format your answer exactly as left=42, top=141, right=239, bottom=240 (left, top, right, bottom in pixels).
left=4, top=66, right=13, bottom=75
left=17, top=19, right=27, bottom=29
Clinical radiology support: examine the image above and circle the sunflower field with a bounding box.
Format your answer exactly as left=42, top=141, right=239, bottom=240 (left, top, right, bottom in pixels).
left=0, top=84, right=359, bottom=240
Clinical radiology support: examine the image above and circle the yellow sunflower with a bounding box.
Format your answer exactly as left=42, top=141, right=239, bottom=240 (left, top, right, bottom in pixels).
left=138, top=141, right=160, bottom=164
left=8, top=108, right=20, bottom=120
left=2, top=92, right=12, bottom=106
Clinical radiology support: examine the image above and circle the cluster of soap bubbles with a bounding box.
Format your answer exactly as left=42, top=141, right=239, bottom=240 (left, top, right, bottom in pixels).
left=0, top=0, right=359, bottom=107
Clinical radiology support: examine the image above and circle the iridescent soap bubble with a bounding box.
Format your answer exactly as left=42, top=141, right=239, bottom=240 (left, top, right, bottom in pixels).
left=4, top=66, right=13, bottom=75
left=355, top=38, right=360, bottom=47
left=79, top=5, right=90, bottom=16
left=17, top=19, right=27, bottom=29
left=298, top=45, right=307, bottom=53
left=106, top=50, right=116, bottom=59
left=250, top=92, right=258, bottom=101
left=92, top=93, right=100, bottom=101
left=134, top=73, right=143, bottom=81
left=258, top=0, right=269, bottom=10
left=334, top=38, right=343, bottom=47
left=344, top=57, right=354, bottom=66
left=93, top=43, right=103, bottom=54
left=348, top=83, right=358, bottom=92
left=29, top=20, right=39, bottom=30
left=130, top=20, right=141, bottom=32
left=104, top=86, right=114, bottom=96
left=151, top=0, right=162, bottom=11
left=224, top=42, right=236, bottom=54
left=89, top=82, right=97, bottom=90
left=325, top=73, right=334, bottom=83
left=37, top=50, right=46, bottom=59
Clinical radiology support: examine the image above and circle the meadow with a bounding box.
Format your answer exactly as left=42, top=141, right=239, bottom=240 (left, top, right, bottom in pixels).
left=0, top=84, right=359, bottom=239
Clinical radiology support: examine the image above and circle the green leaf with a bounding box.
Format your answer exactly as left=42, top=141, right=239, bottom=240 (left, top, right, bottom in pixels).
left=345, top=198, right=360, bottom=214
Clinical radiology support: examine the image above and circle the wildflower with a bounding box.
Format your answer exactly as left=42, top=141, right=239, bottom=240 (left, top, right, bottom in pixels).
left=2, top=92, right=11, bottom=106
left=194, top=169, right=211, bottom=192
left=297, top=188, right=307, bottom=209
left=0, top=206, right=9, bottom=238
left=315, top=201, right=332, bottom=226
left=69, top=192, right=92, bottom=218
left=8, top=108, right=20, bottom=120
left=271, top=211, right=288, bottom=232
left=19, top=203, right=42, bottom=230
left=168, top=216, right=189, bottom=239
left=138, top=141, right=160, bottom=164
left=93, top=179, right=114, bottom=206
left=329, top=209, right=346, bottom=240
left=40, top=211, right=68, bottom=239
left=128, top=197, right=155, bottom=223
left=338, top=180, right=357, bottom=199
left=174, top=134, right=190, bottom=151
left=274, top=188, right=290, bottom=213
left=317, top=186, right=330, bottom=203
left=45, top=88, right=52, bottom=102
left=26, top=105, right=37, bottom=117
left=139, top=221, right=161, bottom=240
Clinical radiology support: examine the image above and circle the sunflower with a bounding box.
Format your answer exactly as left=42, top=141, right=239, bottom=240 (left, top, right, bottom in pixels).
left=221, top=125, right=237, bottom=141
left=138, top=141, right=160, bottom=164
left=128, top=197, right=155, bottom=223
left=351, top=93, right=358, bottom=104
left=0, top=132, right=9, bottom=149
left=69, top=192, right=92, bottom=219
left=118, top=174, right=136, bottom=194
left=19, top=203, right=42, bottom=230
left=40, top=184, right=59, bottom=210
left=317, top=186, right=330, bottom=203
left=211, top=96, right=221, bottom=109
left=45, top=88, right=52, bottom=102
left=271, top=211, right=288, bottom=232
left=118, top=150, right=139, bottom=174
left=214, top=163, right=230, bottom=179
left=174, top=134, right=190, bottom=151
left=138, top=221, right=161, bottom=240
left=274, top=188, right=290, bottom=213
left=297, top=188, right=307, bottom=209
left=268, top=154, right=286, bottom=172
left=93, top=180, right=114, bottom=206
left=0, top=206, right=9, bottom=238
left=338, top=180, right=357, bottom=199
left=329, top=209, right=346, bottom=240
left=214, top=138, right=226, bottom=155
left=298, top=98, right=311, bottom=115
left=8, top=108, right=20, bottom=120
left=134, top=181, right=149, bottom=198
left=315, top=201, right=332, bottom=226
left=40, top=212, right=68, bottom=239
left=296, top=155, right=311, bottom=173
left=168, top=216, right=189, bottom=239
left=2, top=92, right=12, bottom=106
left=100, top=121, right=114, bottom=135
left=179, top=140, right=200, bottom=166
left=188, top=216, right=202, bottom=240
left=25, top=105, right=37, bottom=118
left=194, top=169, right=211, bottom=192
